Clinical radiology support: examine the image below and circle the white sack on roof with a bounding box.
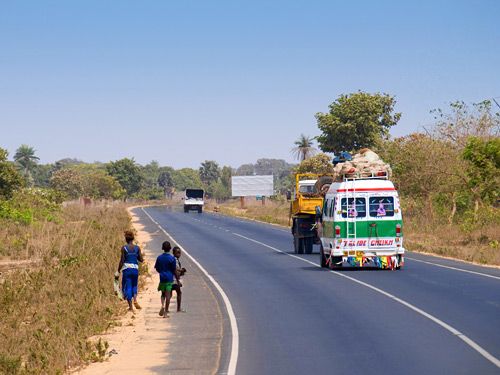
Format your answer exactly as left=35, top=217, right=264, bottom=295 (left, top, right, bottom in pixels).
left=332, top=149, right=392, bottom=181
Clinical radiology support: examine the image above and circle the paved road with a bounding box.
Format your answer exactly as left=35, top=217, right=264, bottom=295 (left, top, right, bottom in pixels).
left=142, top=206, right=500, bottom=375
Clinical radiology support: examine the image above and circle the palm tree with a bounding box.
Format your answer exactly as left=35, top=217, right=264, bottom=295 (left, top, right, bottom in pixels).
left=291, top=134, right=317, bottom=161
left=14, top=144, right=39, bottom=183
left=199, top=160, right=221, bottom=185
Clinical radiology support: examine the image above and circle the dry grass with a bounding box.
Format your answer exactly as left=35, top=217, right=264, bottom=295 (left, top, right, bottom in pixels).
left=404, top=215, right=500, bottom=265
left=0, top=204, right=132, bottom=374
left=209, top=198, right=500, bottom=266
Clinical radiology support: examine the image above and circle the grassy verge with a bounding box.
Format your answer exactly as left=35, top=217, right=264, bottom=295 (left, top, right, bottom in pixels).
left=206, top=198, right=500, bottom=266
left=403, top=214, right=500, bottom=265
left=0, top=204, right=131, bottom=374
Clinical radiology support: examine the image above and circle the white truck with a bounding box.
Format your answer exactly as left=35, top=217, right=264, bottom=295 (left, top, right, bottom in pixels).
left=183, top=189, right=204, bottom=213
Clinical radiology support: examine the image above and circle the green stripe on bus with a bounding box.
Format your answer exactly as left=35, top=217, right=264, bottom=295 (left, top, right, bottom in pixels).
left=323, top=219, right=402, bottom=238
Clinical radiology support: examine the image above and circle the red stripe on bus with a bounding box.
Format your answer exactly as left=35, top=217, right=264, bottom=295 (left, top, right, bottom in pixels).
left=336, top=188, right=396, bottom=192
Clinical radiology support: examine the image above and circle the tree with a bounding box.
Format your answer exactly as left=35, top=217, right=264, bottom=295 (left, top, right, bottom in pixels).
left=199, top=160, right=220, bottom=186
left=106, top=158, right=144, bottom=198
left=253, top=158, right=294, bottom=194
left=208, top=166, right=233, bottom=201
left=32, top=164, right=53, bottom=187
left=50, top=169, right=83, bottom=199
left=463, top=137, right=500, bottom=206
left=294, top=153, right=335, bottom=175
left=316, top=91, right=401, bottom=154
left=52, top=158, right=84, bottom=172
left=380, top=134, right=467, bottom=221
left=14, top=144, right=40, bottom=184
left=235, top=163, right=254, bottom=176
left=142, top=160, right=161, bottom=189
left=432, top=100, right=500, bottom=147
left=172, top=168, right=203, bottom=191
left=254, top=159, right=292, bottom=175
left=221, top=166, right=232, bottom=190
left=291, top=134, right=317, bottom=161
left=209, top=180, right=231, bottom=202
left=158, top=169, right=175, bottom=198
left=81, top=170, right=125, bottom=200
left=0, top=148, right=25, bottom=198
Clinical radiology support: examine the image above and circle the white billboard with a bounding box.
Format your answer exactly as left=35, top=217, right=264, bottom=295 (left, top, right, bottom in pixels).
left=231, top=175, right=274, bottom=197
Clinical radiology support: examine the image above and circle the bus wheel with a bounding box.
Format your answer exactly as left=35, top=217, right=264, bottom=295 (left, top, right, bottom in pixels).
left=304, top=237, right=313, bottom=254
left=294, top=237, right=304, bottom=254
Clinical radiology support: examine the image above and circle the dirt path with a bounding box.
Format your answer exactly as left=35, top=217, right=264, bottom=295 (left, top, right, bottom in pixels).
left=77, top=208, right=171, bottom=374
left=77, top=206, right=223, bottom=374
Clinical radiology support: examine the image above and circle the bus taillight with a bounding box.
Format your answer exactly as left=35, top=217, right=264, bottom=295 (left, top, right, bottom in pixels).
left=335, top=226, right=340, bottom=238
left=396, top=224, right=401, bottom=237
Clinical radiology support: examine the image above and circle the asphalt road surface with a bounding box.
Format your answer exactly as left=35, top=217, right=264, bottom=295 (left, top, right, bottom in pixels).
left=142, top=206, right=500, bottom=375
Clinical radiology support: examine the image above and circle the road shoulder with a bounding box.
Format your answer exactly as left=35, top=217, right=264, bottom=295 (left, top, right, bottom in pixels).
left=77, top=207, right=223, bottom=374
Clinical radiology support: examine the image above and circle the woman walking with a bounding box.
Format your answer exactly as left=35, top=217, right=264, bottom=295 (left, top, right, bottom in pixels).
left=117, top=230, right=144, bottom=311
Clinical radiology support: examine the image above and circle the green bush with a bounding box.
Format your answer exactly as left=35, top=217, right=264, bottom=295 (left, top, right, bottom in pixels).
left=132, top=186, right=164, bottom=200
left=0, top=201, right=33, bottom=224
left=461, top=206, right=500, bottom=233
left=0, top=188, right=62, bottom=224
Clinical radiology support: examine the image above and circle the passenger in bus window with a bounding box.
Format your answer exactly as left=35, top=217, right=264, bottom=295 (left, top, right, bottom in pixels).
left=377, top=203, right=386, bottom=216
left=348, top=207, right=357, bottom=217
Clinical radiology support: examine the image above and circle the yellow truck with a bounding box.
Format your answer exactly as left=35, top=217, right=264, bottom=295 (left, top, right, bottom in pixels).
left=290, top=173, right=326, bottom=254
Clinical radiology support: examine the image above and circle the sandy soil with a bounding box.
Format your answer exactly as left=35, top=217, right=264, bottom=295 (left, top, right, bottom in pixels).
left=77, top=208, right=173, bottom=374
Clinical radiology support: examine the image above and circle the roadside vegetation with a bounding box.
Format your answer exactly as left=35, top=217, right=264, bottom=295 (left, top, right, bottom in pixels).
left=0, top=204, right=130, bottom=373
left=1, top=149, right=133, bottom=373
left=379, top=100, right=499, bottom=265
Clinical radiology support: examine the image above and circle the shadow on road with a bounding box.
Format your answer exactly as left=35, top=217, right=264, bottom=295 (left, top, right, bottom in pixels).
left=300, top=266, right=325, bottom=272
left=300, top=265, right=394, bottom=272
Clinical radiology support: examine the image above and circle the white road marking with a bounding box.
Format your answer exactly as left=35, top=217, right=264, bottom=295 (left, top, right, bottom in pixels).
left=232, top=232, right=500, bottom=369
left=141, top=208, right=239, bottom=375
left=406, top=257, right=500, bottom=281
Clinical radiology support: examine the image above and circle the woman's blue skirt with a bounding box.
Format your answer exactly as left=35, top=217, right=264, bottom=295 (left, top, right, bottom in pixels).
left=122, top=268, right=139, bottom=301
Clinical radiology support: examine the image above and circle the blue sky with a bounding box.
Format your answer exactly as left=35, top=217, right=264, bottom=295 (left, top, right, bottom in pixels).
left=1, top=0, right=499, bottom=168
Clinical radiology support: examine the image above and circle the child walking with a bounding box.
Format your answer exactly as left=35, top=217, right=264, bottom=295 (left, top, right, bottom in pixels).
left=172, top=247, right=187, bottom=312
left=154, top=241, right=178, bottom=318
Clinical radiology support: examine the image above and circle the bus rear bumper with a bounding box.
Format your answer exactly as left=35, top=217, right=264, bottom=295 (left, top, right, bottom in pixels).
left=326, top=248, right=405, bottom=269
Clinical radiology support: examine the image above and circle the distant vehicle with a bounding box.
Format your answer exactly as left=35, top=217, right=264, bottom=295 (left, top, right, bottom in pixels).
left=319, top=175, right=404, bottom=270
left=183, top=189, right=204, bottom=213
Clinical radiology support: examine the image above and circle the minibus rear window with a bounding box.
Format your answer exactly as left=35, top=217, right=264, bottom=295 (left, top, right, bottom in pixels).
left=369, top=197, right=394, bottom=217
left=340, top=198, right=366, bottom=218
